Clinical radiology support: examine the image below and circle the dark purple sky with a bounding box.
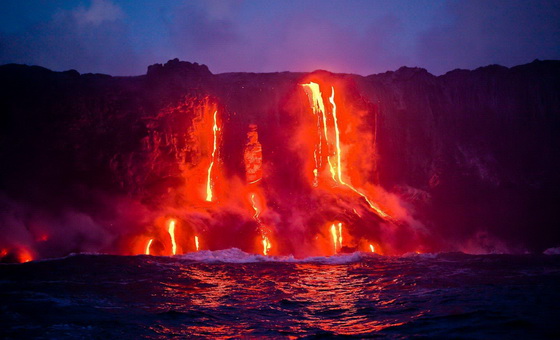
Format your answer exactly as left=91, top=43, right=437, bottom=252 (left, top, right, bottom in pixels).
left=0, top=0, right=559, bottom=76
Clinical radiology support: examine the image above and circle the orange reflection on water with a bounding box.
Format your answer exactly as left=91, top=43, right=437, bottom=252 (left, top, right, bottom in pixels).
left=143, top=261, right=425, bottom=338
left=272, top=263, right=409, bottom=335
left=187, top=267, right=237, bottom=309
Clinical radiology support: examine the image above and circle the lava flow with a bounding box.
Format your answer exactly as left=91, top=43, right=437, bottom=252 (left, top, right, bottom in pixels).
left=124, top=79, right=407, bottom=259
left=168, top=219, right=177, bottom=255
left=245, top=124, right=273, bottom=255
left=206, top=110, right=219, bottom=202
left=250, top=193, right=272, bottom=255
left=1, top=75, right=419, bottom=263
left=145, top=239, right=153, bottom=255
left=301, top=82, right=390, bottom=219
left=2, top=59, right=557, bottom=264
left=330, top=223, right=343, bottom=254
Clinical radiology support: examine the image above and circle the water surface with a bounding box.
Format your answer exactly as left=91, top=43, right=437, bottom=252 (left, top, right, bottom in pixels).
left=1, top=250, right=559, bottom=338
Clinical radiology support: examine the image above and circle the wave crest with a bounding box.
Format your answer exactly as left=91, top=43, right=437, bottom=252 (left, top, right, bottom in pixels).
left=175, top=248, right=371, bottom=264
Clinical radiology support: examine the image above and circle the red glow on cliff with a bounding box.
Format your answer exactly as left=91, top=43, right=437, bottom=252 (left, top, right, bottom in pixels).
left=0, top=75, right=426, bottom=263
left=118, top=76, right=414, bottom=258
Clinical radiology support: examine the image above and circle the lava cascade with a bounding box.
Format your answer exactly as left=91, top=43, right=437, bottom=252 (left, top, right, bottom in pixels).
left=129, top=77, right=413, bottom=258
left=1, top=75, right=423, bottom=261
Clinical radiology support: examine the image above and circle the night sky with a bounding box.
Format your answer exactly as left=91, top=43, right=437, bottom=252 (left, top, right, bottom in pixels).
left=0, top=0, right=559, bottom=76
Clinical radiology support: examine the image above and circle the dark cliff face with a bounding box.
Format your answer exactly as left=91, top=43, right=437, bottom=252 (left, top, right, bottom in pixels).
left=0, top=59, right=559, bottom=259
left=363, top=62, right=560, bottom=251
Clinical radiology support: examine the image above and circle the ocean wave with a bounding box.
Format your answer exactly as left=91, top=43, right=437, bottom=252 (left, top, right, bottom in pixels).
left=174, top=248, right=373, bottom=264
left=401, top=252, right=438, bottom=259
left=6, top=248, right=543, bottom=265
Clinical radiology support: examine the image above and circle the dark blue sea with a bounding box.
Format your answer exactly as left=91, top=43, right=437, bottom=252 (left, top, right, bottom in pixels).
left=1, top=249, right=560, bottom=339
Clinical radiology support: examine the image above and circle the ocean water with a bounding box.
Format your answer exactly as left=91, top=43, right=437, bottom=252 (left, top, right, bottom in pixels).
left=1, top=250, right=559, bottom=339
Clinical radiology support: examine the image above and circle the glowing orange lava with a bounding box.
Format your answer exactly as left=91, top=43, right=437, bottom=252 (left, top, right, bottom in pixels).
left=168, top=219, right=177, bottom=255
left=262, top=236, right=271, bottom=256
left=302, top=82, right=329, bottom=185
left=301, top=82, right=390, bottom=220
left=330, top=87, right=344, bottom=184
left=330, top=224, right=338, bottom=253
left=244, top=124, right=273, bottom=255
left=18, top=248, right=33, bottom=263
left=301, top=82, right=347, bottom=184
left=250, top=192, right=273, bottom=255
left=206, top=110, right=219, bottom=202
left=338, top=222, right=343, bottom=248
left=2, top=83, right=426, bottom=262
left=330, top=223, right=344, bottom=254
left=250, top=193, right=260, bottom=219
left=145, top=238, right=153, bottom=255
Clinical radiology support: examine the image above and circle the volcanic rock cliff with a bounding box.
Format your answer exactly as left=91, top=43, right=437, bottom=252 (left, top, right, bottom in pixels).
left=1, top=58, right=559, bottom=260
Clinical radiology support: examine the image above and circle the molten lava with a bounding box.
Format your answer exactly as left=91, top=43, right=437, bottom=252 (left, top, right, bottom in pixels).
left=206, top=110, right=219, bottom=202
left=168, top=219, right=177, bottom=255
left=0, top=75, right=423, bottom=263
left=243, top=124, right=273, bottom=255
left=330, top=224, right=338, bottom=253
left=249, top=192, right=273, bottom=255
left=19, top=249, right=33, bottom=263
left=145, top=239, right=153, bottom=255
left=330, top=223, right=344, bottom=254
left=262, top=236, right=271, bottom=256
left=301, top=82, right=336, bottom=183
left=250, top=193, right=260, bottom=220
left=301, top=82, right=390, bottom=220
left=338, top=223, right=343, bottom=249
left=15, top=247, right=33, bottom=263
left=330, top=87, right=344, bottom=184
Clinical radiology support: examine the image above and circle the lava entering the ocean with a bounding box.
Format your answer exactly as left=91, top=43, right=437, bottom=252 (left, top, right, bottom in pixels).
left=206, top=110, right=219, bottom=202
left=301, top=82, right=389, bottom=220
left=168, top=219, right=177, bottom=255
left=1, top=74, right=422, bottom=262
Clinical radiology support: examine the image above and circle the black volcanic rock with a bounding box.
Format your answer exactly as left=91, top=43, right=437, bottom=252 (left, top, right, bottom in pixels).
left=147, top=58, right=212, bottom=78
left=1, top=59, right=559, bottom=257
